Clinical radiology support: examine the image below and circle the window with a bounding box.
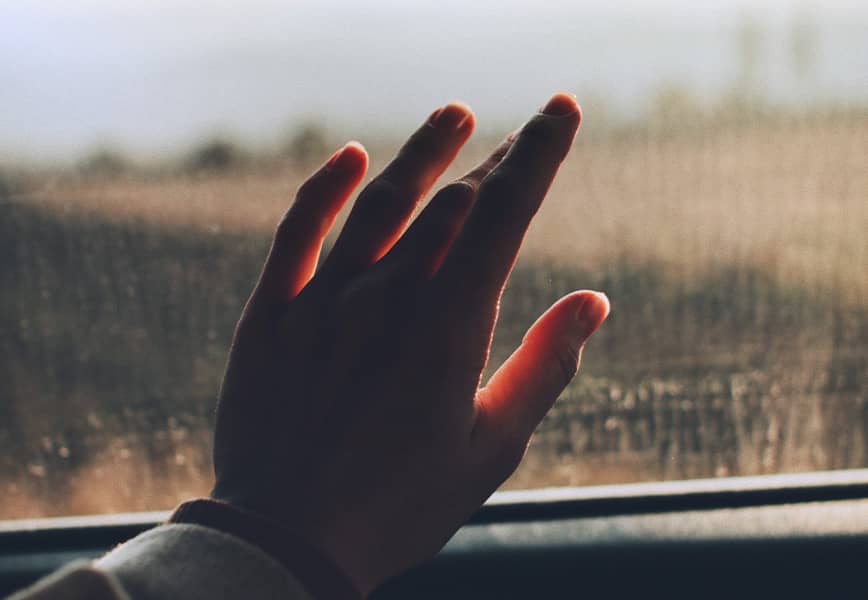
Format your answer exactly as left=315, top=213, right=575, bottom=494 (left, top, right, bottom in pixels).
left=1, top=0, right=865, bottom=519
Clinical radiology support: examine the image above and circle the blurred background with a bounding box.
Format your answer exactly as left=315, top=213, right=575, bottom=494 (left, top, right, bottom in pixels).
left=1, top=0, right=866, bottom=518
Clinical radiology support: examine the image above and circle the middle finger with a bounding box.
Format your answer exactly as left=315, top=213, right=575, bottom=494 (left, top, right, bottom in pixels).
left=321, top=102, right=474, bottom=276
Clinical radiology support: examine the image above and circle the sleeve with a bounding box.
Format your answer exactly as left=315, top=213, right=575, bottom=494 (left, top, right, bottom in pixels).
left=96, top=522, right=318, bottom=600
left=8, top=524, right=315, bottom=600
left=6, top=561, right=130, bottom=600
left=8, top=500, right=361, bottom=600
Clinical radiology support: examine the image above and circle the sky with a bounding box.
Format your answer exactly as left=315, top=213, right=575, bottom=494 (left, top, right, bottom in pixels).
left=2, top=0, right=867, bottom=163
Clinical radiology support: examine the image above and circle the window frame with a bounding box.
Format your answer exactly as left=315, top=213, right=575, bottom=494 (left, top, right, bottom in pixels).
left=3, top=469, right=868, bottom=597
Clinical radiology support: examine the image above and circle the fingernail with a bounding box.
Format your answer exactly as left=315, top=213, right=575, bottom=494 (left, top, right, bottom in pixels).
left=325, top=141, right=362, bottom=171
left=540, top=93, right=579, bottom=117
left=427, top=107, right=443, bottom=124
left=431, top=102, right=473, bottom=130
left=573, top=291, right=610, bottom=344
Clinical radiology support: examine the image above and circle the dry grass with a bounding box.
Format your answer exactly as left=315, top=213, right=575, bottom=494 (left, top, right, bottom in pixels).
left=29, top=112, right=868, bottom=303
left=2, top=111, right=866, bottom=518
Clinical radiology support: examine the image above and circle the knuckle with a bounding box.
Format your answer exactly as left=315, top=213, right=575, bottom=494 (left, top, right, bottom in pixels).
left=476, top=170, right=529, bottom=223
left=295, top=177, right=317, bottom=199
left=444, top=178, right=477, bottom=196
left=365, top=177, right=404, bottom=206
left=519, top=116, right=555, bottom=145
left=294, top=169, right=333, bottom=202
left=553, top=343, right=581, bottom=386
left=274, top=205, right=299, bottom=240
left=518, top=115, right=572, bottom=156
left=387, top=129, right=442, bottom=178
left=335, top=280, right=372, bottom=319
left=434, top=180, right=476, bottom=210
left=275, top=189, right=325, bottom=240
left=274, top=209, right=292, bottom=237
left=477, top=169, right=515, bottom=205
left=401, top=128, right=441, bottom=162
left=356, top=178, right=406, bottom=221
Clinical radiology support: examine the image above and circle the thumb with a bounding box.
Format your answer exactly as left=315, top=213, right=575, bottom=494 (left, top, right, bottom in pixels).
left=473, top=290, right=610, bottom=456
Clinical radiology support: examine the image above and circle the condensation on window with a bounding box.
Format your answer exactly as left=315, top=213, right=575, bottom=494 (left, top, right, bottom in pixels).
left=1, top=0, right=866, bottom=518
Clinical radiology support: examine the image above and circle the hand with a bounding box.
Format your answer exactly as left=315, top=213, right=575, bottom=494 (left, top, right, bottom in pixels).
left=211, top=93, right=609, bottom=594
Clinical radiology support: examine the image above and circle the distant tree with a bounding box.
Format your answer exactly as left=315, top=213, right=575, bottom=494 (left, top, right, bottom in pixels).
left=284, top=122, right=328, bottom=168
left=648, top=84, right=703, bottom=133
left=733, top=13, right=767, bottom=112
left=77, top=148, right=131, bottom=178
left=185, top=138, right=244, bottom=173
left=789, top=6, right=819, bottom=82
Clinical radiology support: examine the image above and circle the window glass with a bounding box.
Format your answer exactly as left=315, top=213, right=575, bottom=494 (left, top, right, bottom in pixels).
left=1, top=0, right=866, bottom=518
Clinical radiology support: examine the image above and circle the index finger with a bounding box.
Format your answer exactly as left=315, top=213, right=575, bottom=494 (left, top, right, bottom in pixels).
left=434, top=93, right=581, bottom=311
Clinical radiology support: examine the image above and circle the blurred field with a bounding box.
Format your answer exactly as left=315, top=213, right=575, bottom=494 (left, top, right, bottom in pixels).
left=1, top=109, right=866, bottom=518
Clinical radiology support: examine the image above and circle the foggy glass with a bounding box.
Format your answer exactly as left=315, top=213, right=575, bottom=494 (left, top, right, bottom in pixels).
left=1, top=0, right=866, bottom=518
